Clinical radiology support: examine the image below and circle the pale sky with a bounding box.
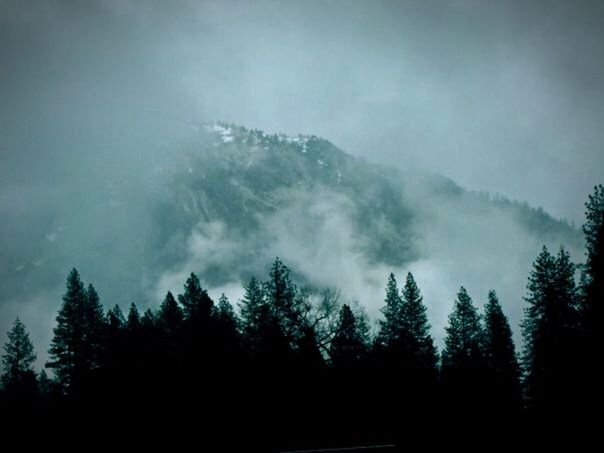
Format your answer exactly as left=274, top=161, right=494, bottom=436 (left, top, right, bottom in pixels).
left=1, top=0, right=603, bottom=364
left=1, top=0, right=603, bottom=223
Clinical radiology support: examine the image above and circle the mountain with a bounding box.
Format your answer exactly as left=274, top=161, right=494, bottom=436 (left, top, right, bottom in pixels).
left=152, top=122, right=580, bottom=276
left=0, top=122, right=583, bottom=350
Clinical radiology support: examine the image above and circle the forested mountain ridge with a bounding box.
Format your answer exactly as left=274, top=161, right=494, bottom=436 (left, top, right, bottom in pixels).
left=2, top=182, right=601, bottom=447
left=152, top=122, right=581, bottom=286
left=1, top=122, right=599, bottom=448
left=0, top=122, right=581, bottom=353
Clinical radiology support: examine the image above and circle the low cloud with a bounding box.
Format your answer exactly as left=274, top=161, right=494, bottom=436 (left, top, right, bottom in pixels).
left=154, top=182, right=583, bottom=351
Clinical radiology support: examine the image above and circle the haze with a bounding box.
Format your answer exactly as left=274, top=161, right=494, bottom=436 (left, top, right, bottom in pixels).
left=1, top=0, right=603, bottom=366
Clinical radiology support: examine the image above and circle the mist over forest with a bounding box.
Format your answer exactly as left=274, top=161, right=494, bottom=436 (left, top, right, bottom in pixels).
left=1, top=0, right=603, bottom=448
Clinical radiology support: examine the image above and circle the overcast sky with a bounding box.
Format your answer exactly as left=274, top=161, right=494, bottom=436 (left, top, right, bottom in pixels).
left=2, top=0, right=603, bottom=370
left=2, top=0, right=604, bottom=223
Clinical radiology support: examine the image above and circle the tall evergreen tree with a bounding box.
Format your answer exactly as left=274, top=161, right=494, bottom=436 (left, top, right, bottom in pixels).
left=582, top=184, right=604, bottom=333
left=400, top=272, right=438, bottom=376
left=239, top=276, right=285, bottom=360
left=264, top=257, right=299, bottom=340
left=158, top=291, right=184, bottom=337
left=141, top=308, right=157, bottom=332
left=483, top=290, right=521, bottom=413
left=441, top=286, right=486, bottom=411
left=521, top=246, right=580, bottom=413
left=139, top=308, right=160, bottom=385
left=106, top=305, right=125, bottom=330
left=83, top=284, right=106, bottom=372
left=215, top=294, right=239, bottom=337
left=47, top=269, right=89, bottom=394
left=442, top=287, right=484, bottom=367
left=376, top=273, right=403, bottom=351
left=580, top=184, right=603, bottom=409
left=104, top=305, right=125, bottom=362
left=329, top=304, right=369, bottom=369
left=157, top=291, right=184, bottom=374
left=124, top=303, right=143, bottom=365
left=373, top=273, right=416, bottom=434
left=178, top=273, right=213, bottom=322
left=239, top=277, right=266, bottom=343
left=127, top=303, right=142, bottom=332
left=178, top=273, right=214, bottom=379
left=122, top=304, right=150, bottom=390
left=1, top=318, right=38, bottom=399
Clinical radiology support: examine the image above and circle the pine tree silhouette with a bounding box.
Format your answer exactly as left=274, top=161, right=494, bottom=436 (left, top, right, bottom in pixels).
left=483, top=290, right=521, bottom=414
left=400, top=272, right=438, bottom=377
left=521, top=246, right=580, bottom=414
left=11, top=178, right=603, bottom=448
left=127, top=303, right=142, bottom=332
left=83, top=284, right=106, bottom=373
left=375, top=273, right=403, bottom=354
left=441, top=286, right=486, bottom=413
left=239, top=276, right=267, bottom=358
left=265, top=257, right=299, bottom=343
left=47, top=269, right=91, bottom=396
left=158, top=291, right=184, bottom=337
left=102, top=305, right=126, bottom=402
left=178, top=273, right=213, bottom=322
left=580, top=185, right=604, bottom=412
left=582, top=185, right=604, bottom=332
left=329, top=304, right=369, bottom=369
left=1, top=318, right=38, bottom=404
left=156, top=291, right=184, bottom=394
left=210, top=293, right=242, bottom=381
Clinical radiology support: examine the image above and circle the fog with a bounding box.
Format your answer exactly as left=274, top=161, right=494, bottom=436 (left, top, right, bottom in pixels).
left=1, top=0, right=602, bottom=366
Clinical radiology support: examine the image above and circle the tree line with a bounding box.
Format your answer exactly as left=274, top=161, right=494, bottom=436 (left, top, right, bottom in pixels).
left=1, top=185, right=602, bottom=447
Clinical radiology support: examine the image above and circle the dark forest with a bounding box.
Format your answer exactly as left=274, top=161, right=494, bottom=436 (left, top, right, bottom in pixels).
left=1, top=185, right=602, bottom=450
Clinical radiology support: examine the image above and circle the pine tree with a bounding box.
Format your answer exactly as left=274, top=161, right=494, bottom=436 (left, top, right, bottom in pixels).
left=83, top=284, right=106, bottom=372
left=580, top=185, right=603, bottom=409
left=121, top=303, right=146, bottom=388
left=441, top=286, right=486, bottom=410
left=104, top=304, right=126, bottom=377
left=443, top=287, right=484, bottom=367
left=140, top=308, right=159, bottom=371
left=376, top=273, right=404, bottom=354
left=400, top=272, right=438, bottom=376
left=329, top=304, right=369, bottom=369
left=47, top=268, right=89, bottom=393
left=157, top=292, right=184, bottom=374
left=178, top=273, right=213, bottom=322
left=107, top=305, right=125, bottom=330
left=483, top=290, right=521, bottom=413
left=521, top=247, right=555, bottom=368
left=215, top=294, right=239, bottom=335
left=158, top=291, right=184, bottom=337
left=127, top=303, right=142, bottom=332
left=141, top=308, right=156, bottom=331
left=240, top=277, right=266, bottom=336
left=240, top=276, right=278, bottom=358
left=125, top=303, right=143, bottom=364
left=1, top=318, right=38, bottom=398
left=354, top=306, right=372, bottom=352
left=582, top=185, right=604, bottom=334
left=264, top=257, right=299, bottom=340
left=178, top=274, right=214, bottom=378
left=521, top=246, right=580, bottom=413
